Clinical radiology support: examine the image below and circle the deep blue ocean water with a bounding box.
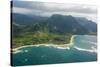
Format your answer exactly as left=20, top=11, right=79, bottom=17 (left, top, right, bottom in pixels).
left=12, top=35, right=97, bottom=66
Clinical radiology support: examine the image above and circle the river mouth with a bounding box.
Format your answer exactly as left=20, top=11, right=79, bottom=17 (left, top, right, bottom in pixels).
left=11, top=35, right=97, bottom=66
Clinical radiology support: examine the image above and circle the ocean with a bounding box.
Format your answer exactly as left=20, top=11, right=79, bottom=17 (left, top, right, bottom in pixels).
left=12, top=35, right=97, bottom=66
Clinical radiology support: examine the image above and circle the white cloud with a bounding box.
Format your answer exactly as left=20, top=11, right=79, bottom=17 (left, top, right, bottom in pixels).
left=12, top=1, right=97, bottom=22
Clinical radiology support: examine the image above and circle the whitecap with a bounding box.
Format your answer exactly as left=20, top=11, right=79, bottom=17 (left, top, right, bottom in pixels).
left=73, top=46, right=97, bottom=53
left=87, top=41, right=97, bottom=45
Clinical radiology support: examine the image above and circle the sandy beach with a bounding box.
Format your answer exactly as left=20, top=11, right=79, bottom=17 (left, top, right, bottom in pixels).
left=12, top=35, right=75, bottom=53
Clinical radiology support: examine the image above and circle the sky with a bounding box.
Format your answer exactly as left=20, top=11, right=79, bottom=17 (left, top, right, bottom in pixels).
left=12, top=1, right=98, bottom=22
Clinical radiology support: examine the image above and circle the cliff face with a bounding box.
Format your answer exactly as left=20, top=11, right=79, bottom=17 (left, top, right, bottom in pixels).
left=12, top=13, right=97, bottom=35
left=46, top=14, right=90, bottom=34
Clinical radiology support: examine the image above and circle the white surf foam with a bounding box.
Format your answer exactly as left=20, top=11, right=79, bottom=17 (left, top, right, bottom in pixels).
left=73, top=46, right=97, bottom=53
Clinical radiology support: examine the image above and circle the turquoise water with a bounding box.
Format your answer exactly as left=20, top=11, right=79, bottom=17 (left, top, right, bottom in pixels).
left=12, top=35, right=97, bottom=66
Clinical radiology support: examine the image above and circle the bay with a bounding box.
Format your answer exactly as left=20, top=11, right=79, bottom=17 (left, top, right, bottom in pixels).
left=12, top=35, right=97, bottom=66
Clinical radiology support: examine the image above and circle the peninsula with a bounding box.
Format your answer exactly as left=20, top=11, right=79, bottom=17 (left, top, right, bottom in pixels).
left=12, top=31, right=73, bottom=49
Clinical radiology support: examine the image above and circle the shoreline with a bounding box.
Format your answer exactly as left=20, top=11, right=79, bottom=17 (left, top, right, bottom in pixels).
left=12, top=35, right=75, bottom=52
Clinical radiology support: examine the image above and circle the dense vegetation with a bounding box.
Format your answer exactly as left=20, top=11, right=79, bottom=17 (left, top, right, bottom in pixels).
left=12, top=22, right=72, bottom=48
left=12, top=14, right=97, bottom=48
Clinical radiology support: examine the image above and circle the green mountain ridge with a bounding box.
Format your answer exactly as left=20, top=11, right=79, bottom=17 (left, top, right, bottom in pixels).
left=12, top=13, right=97, bottom=48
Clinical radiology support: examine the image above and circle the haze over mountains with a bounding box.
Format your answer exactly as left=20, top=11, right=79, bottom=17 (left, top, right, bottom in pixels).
left=12, top=13, right=97, bottom=35
left=12, top=1, right=97, bottom=35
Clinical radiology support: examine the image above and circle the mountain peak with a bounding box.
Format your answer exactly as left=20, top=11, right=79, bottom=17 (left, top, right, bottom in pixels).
left=51, top=14, right=73, bottom=18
